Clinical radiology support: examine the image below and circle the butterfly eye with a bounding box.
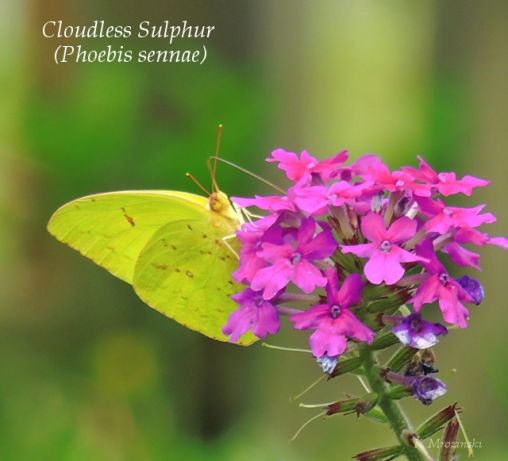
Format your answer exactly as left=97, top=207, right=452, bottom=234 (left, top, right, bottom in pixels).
left=208, top=191, right=230, bottom=213
left=209, top=192, right=225, bottom=212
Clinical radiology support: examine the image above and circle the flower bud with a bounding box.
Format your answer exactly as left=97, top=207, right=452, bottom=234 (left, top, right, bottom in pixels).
left=440, top=419, right=460, bottom=461
left=326, top=393, right=378, bottom=417
left=354, top=445, right=403, bottom=461
left=328, top=356, right=362, bottom=378
left=384, top=371, right=447, bottom=405
left=412, top=375, right=447, bottom=405
left=416, top=404, right=461, bottom=440
left=457, top=275, right=485, bottom=305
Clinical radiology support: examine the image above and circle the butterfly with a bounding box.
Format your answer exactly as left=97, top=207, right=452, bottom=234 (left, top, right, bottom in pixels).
left=47, top=126, right=256, bottom=345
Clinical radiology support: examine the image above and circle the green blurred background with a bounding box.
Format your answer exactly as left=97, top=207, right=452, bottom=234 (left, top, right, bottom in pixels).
left=1, top=1, right=507, bottom=460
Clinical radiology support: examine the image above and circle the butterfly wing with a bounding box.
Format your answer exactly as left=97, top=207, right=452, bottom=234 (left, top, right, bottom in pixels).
left=47, top=191, right=208, bottom=283
left=133, top=217, right=256, bottom=345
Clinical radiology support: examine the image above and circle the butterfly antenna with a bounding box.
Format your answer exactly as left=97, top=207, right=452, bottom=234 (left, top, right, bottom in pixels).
left=186, top=172, right=211, bottom=196
left=209, top=156, right=286, bottom=194
left=211, top=124, right=223, bottom=192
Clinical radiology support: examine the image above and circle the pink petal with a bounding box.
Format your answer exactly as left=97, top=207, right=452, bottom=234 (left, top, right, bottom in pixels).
left=232, top=194, right=295, bottom=212
left=443, top=242, right=481, bottom=270
left=290, top=304, right=330, bottom=330
left=337, top=273, right=363, bottom=307
left=364, top=251, right=405, bottom=285
left=336, top=310, right=375, bottom=343
left=302, top=229, right=337, bottom=260
left=361, top=212, right=387, bottom=242
left=251, top=261, right=292, bottom=300
left=233, top=254, right=267, bottom=283
left=454, top=228, right=489, bottom=246
left=294, top=185, right=328, bottom=214
left=351, top=154, right=385, bottom=177
left=489, top=236, right=508, bottom=250
left=416, top=197, right=445, bottom=216
left=437, top=173, right=489, bottom=196
left=257, top=242, right=293, bottom=264
left=341, top=243, right=375, bottom=258
left=293, top=260, right=327, bottom=293
left=412, top=275, right=440, bottom=310
left=297, top=218, right=317, bottom=245
left=223, top=306, right=256, bottom=343
left=395, top=246, right=427, bottom=264
left=386, top=216, right=418, bottom=244
left=415, top=239, right=446, bottom=274
left=424, top=214, right=452, bottom=235
left=309, top=321, right=347, bottom=358
left=324, top=267, right=340, bottom=301
left=438, top=286, right=469, bottom=328
left=416, top=155, right=438, bottom=182
left=253, top=303, right=281, bottom=338
left=267, top=148, right=318, bottom=182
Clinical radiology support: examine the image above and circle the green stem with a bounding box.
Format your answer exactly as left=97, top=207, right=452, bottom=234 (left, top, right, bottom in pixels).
left=360, top=347, right=426, bottom=461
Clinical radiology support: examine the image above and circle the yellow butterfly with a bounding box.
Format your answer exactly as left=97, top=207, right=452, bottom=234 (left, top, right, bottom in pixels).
left=48, top=126, right=256, bottom=345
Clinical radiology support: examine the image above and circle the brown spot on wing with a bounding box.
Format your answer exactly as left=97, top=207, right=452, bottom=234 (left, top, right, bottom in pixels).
left=152, top=263, right=168, bottom=270
left=187, top=224, right=193, bottom=231
left=121, top=207, right=135, bottom=227
left=186, top=270, right=194, bottom=278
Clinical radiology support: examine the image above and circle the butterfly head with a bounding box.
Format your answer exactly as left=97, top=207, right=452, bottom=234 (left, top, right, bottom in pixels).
left=209, top=190, right=242, bottom=226
left=209, top=190, right=229, bottom=213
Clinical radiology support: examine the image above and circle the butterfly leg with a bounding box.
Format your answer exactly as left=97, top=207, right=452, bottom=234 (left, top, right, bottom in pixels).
left=222, top=234, right=240, bottom=260
left=233, top=203, right=263, bottom=225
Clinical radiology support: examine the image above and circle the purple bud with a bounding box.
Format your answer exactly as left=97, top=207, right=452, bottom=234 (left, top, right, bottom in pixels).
left=391, top=313, right=448, bottom=349
left=412, top=375, right=447, bottom=405
left=316, top=354, right=338, bottom=375
left=384, top=371, right=447, bottom=405
left=457, top=275, right=485, bottom=305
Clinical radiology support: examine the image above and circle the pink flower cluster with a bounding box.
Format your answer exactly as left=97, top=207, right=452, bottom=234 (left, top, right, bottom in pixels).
left=223, top=149, right=507, bottom=360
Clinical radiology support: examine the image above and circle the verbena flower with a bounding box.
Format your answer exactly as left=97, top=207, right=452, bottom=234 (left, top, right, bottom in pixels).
left=385, top=371, right=448, bottom=405
left=251, top=218, right=337, bottom=299
left=223, top=148, right=506, bottom=354
left=413, top=240, right=472, bottom=328
left=387, top=313, right=448, bottom=349
left=411, top=375, right=448, bottom=405
left=402, top=155, right=489, bottom=196
left=291, top=270, right=374, bottom=358
left=268, top=148, right=348, bottom=182
left=342, top=213, right=425, bottom=285
left=223, top=288, right=280, bottom=342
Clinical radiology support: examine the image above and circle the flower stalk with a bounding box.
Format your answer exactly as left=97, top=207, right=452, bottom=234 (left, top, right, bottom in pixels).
left=360, top=346, right=427, bottom=461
